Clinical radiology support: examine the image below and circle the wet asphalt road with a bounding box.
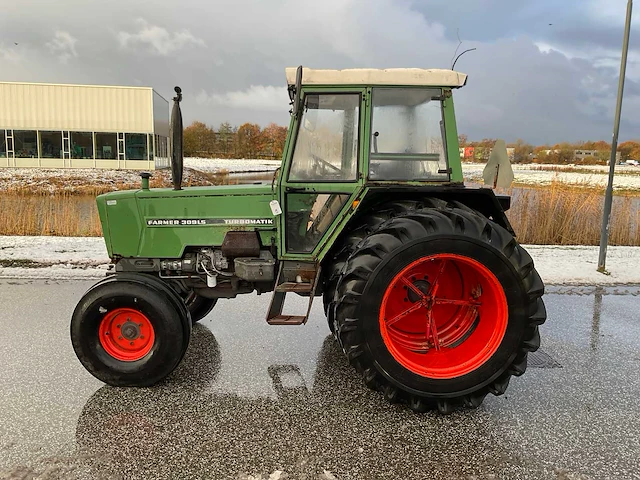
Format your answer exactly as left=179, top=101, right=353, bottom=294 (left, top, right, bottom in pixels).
left=1, top=280, right=640, bottom=480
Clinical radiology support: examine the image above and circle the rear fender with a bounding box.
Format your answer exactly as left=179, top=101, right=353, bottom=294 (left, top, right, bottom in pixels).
left=357, top=186, right=513, bottom=234
left=320, top=187, right=515, bottom=269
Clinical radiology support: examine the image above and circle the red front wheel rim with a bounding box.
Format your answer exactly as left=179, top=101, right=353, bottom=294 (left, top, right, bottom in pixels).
left=379, top=253, right=508, bottom=379
left=98, top=308, right=155, bottom=362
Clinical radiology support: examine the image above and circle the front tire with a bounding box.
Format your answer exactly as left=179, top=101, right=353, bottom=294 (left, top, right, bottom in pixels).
left=334, top=205, right=546, bottom=413
left=185, top=294, right=217, bottom=323
left=71, top=278, right=190, bottom=387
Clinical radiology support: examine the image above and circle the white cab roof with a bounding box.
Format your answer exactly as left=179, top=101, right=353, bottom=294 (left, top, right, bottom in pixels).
left=285, top=67, right=468, bottom=88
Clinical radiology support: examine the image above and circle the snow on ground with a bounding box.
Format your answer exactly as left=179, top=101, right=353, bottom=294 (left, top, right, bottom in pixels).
left=2, top=161, right=638, bottom=192
left=0, top=236, right=109, bottom=264
left=0, top=236, right=110, bottom=279
left=0, top=159, right=280, bottom=193
left=0, top=236, right=638, bottom=285
left=525, top=245, right=640, bottom=285
left=0, top=168, right=146, bottom=193
left=462, top=163, right=640, bottom=192
left=185, top=157, right=281, bottom=173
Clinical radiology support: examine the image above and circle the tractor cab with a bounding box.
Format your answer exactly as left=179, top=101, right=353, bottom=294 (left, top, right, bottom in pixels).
left=283, top=67, right=466, bottom=183
left=278, top=67, right=467, bottom=257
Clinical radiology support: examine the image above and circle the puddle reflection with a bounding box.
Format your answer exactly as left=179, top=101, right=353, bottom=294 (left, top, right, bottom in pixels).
left=590, top=287, right=603, bottom=352
left=74, top=327, right=528, bottom=479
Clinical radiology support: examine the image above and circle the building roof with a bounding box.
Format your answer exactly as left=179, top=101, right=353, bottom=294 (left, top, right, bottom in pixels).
left=285, top=67, right=468, bottom=88
left=0, top=80, right=153, bottom=91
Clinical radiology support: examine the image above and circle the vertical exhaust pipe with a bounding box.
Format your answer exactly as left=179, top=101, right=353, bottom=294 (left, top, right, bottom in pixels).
left=170, top=86, right=184, bottom=191
left=288, top=65, right=303, bottom=118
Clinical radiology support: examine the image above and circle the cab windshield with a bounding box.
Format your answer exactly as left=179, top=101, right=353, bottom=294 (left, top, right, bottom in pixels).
left=288, top=93, right=359, bottom=182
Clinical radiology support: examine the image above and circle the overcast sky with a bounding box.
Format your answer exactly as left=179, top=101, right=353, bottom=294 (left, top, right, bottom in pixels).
left=1, top=0, right=639, bottom=144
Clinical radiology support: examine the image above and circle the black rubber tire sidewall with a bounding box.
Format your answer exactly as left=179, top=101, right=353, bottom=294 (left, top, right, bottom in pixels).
left=359, top=235, right=528, bottom=398
left=187, top=295, right=217, bottom=323
left=85, top=273, right=192, bottom=355
left=71, top=281, right=186, bottom=387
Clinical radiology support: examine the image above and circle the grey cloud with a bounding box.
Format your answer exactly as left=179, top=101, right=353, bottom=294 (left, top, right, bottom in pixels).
left=0, top=0, right=639, bottom=144
left=196, top=85, right=288, bottom=111
left=0, top=44, right=23, bottom=63
left=117, top=19, right=206, bottom=56
left=45, top=31, right=78, bottom=64
left=550, top=26, right=627, bottom=51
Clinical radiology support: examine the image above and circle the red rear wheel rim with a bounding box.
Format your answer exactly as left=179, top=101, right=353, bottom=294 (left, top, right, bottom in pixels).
left=379, top=253, right=508, bottom=379
left=98, top=308, right=155, bottom=362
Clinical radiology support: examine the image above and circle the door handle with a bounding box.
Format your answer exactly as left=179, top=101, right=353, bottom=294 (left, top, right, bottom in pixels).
left=285, top=187, right=307, bottom=192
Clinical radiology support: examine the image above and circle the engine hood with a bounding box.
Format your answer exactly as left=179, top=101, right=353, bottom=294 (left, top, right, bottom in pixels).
left=97, top=184, right=277, bottom=259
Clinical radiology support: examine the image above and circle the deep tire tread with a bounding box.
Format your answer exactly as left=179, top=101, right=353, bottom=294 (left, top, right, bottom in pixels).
left=331, top=198, right=547, bottom=413
left=322, top=200, right=424, bottom=332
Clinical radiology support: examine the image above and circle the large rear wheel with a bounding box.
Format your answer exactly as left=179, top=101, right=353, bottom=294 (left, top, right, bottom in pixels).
left=334, top=204, right=546, bottom=413
left=322, top=199, right=444, bottom=334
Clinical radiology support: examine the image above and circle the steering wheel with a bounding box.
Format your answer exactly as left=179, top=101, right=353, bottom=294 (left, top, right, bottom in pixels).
left=310, top=153, right=342, bottom=176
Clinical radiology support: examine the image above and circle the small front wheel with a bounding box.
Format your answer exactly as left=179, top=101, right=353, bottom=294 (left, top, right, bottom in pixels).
left=71, top=279, right=189, bottom=387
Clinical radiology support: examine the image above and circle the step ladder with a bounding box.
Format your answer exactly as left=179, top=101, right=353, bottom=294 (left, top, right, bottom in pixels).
left=266, top=261, right=321, bottom=325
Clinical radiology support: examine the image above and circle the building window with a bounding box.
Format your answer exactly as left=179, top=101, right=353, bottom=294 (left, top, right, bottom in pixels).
left=96, top=133, right=117, bottom=159
left=39, top=131, right=63, bottom=158
left=0, top=131, right=6, bottom=158
left=14, top=130, right=38, bottom=158
left=156, top=135, right=168, bottom=159
left=149, top=134, right=154, bottom=160
left=70, top=132, right=94, bottom=159
left=125, top=133, right=147, bottom=160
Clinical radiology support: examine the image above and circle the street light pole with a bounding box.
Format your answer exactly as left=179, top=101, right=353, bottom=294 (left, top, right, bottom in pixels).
left=598, top=0, right=633, bottom=273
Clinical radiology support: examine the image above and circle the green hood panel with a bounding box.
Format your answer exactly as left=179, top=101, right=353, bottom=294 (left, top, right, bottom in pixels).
left=98, top=185, right=277, bottom=259
left=136, top=184, right=273, bottom=198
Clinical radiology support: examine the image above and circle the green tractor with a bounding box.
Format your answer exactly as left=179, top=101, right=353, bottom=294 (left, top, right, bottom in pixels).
left=71, top=67, right=546, bottom=413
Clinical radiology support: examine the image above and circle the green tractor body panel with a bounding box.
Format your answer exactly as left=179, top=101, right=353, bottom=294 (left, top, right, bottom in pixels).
left=99, top=185, right=276, bottom=259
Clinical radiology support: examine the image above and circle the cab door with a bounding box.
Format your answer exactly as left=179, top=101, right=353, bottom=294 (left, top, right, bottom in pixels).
left=278, top=89, right=366, bottom=260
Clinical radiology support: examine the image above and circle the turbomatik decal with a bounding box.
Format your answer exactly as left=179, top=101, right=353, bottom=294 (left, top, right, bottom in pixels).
left=146, top=218, right=274, bottom=226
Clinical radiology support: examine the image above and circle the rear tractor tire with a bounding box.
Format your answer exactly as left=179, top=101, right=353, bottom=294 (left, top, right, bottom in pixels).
left=333, top=203, right=546, bottom=413
left=71, top=275, right=191, bottom=387
left=322, top=199, right=445, bottom=334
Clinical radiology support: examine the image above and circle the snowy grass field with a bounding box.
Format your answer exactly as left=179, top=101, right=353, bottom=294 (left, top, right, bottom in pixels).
left=1, top=159, right=639, bottom=193
left=187, top=159, right=640, bottom=193
left=463, top=162, right=640, bottom=193
left=184, top=157, right=281, bottom=173
left=0, top=236, right=638, bottom=285
left=185, top=158, right=640, bottom=192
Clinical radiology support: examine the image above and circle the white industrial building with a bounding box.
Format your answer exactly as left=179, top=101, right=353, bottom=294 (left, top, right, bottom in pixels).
left=0, top=81, right=169, bottom=170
